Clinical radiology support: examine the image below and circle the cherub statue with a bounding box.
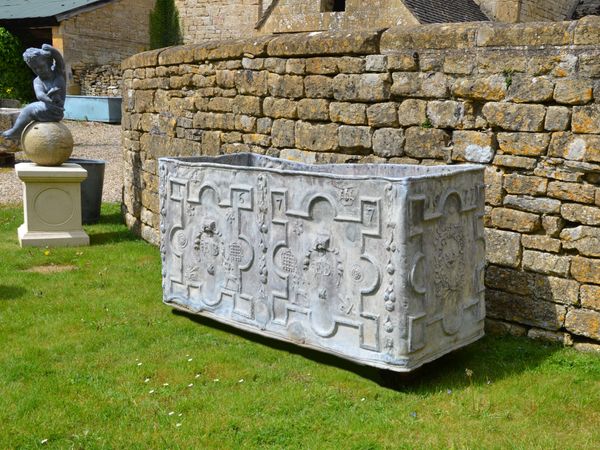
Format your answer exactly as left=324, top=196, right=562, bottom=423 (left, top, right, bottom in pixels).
left=1, top=44, right=66, bottom=150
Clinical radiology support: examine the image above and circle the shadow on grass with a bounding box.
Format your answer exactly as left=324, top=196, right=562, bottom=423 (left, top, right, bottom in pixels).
left=86, top=211, right=140, bottom=245
left=0, top=285, right=26, bottom=300
left=172, top=309, right=559, bottom=392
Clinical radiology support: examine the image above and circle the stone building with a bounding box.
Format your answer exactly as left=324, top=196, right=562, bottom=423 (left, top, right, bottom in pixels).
left=175, top=0, right=600, bottom=44
left=0, top=0, right=155, bottom=96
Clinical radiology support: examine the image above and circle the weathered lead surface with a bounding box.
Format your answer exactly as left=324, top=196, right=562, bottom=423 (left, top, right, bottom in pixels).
left=160, top=153, right=485, bottom=371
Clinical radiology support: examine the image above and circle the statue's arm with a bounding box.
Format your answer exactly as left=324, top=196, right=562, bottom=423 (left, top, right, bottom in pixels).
left=41, top=44, right=66, bottom=77
left=33, top=77, right=52, bottom=103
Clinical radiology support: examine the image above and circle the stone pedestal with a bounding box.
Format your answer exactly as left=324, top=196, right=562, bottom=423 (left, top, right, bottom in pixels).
left=16, top=162, right=90, bottom=247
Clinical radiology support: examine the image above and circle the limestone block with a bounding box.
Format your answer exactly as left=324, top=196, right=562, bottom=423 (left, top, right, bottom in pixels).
left=485, top=318, right=527, bottom=337
left=508, top=76, right=554, bottom=103
left=264, top=58, right=286, bottom=74
left=554, top=79, right=594, bottom=105
left=372, top=128, right=405, bottom=157
left=233, top=96, right=262, bottom=116
left=503, top=173, right=547, bottom=196
left=571, top=256, right=600, bottom=284
left=134, top=90, right=154, bottom=113
left=387, top=53, right=418, bottom=71
left=542, top=215, right=565, bottom=238
left=268, top=73, right=304, bottom=98
left=391, top=72, right=420, bottom=97
left=16, top=163, right=89, bottom=247
left=485, top=228, right=522, bottom=268
left=547, top=181, right=596, bottom=204
left=561, top=203, right=600, bottom=225
left=336, top=57, right=366, bottom=74
left=544, top=106, right=571, bottom=131
left=527, top=328, right=573, bottom=346
left=503, top=195, right=561, bottom=215
left=305, top=57, right=338, bottom=75
left=235, top=115, right=257, bottom=133
left=381, top=23, right=477, bottom=50
left=493, top=155, right=537, bottom=170
left=295, top=121, right=338, bottom=151
left=419, top=72, right=449, bottom=98
left=476, top=22, right=572, bottom=47
left=488, top=264, right=578, bottom=306
left=482, top=102, right=546, bottom=132
left=297, top=99, right=330, bottom=121
left=565, top=309, right=600, bottom=341
left=263, top=97, right=297, bottom=119
left=486, top=290, right=566, bottom=331
left=578, top=52, right=600, bottom=78
left=267, top=30, right=381, bottom=57
left=581, top=285, right=600, bottom=311
left=365, top=55, right=387, bottom=72
left=572, top=105, right=600, bottom=134
left=485, top=266, right=529, bottom=295
left=329, top=102, right=367, bottom=125
left=159, top=153, right=486, bottom=372
left=452, top=75, right=507, bottom=101
left=285, top=59, right=306, bottom=75
left=242, top=57, right=265, bottom=71
left=234, top=70, right=268, bottom=96
left=574, top=15, right=600, bottom=45
left=443, top=52, right=475, bottom=75
left=427, top=101, right=470, bottom=129
left=484, top=166, right=504, bottom=206
left=333, top=74, right=391, bottom=102
left=304, top=75, right=334, bottom=98
left=560, top=226, right=600, bottom=258
left=404, top=127, right=450, bottom=159
left=397, top=99, right=427, bottom=126
left=497, top=132, right=550, bottom=156
left=338, top=125, right=372, bottom=150
left=522, top=250, right=570, bottom=277
left=367, top=103, right=398, bottom=128
left=208, top=97, right=234, bottom=113
left=491, top=207, right=540, bottom=233
left=242, top=133, right=271, bottom=147
left=548, top=132, right=600, bottom=163
left=122, top=48, right=161, bottom=70
left=521, top=235, right=561, bottom=253
left=271, top=119, right=295, bottom=148
left=216, top=70, right=236, bottom=89
left=452, top=131, right=496, bottom=163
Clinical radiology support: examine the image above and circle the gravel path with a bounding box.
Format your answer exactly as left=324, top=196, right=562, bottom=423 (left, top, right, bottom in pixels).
left=0, top=121, right=122, bottom=205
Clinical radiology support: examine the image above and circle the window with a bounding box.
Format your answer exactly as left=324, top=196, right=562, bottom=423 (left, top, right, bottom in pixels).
left=321, top=0, right=346, bottom=12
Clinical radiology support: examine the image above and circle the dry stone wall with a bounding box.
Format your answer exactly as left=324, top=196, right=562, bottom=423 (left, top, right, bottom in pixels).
left=72, top=64, right=122, bottom=97
left=122, top=18, right=600, bottom=347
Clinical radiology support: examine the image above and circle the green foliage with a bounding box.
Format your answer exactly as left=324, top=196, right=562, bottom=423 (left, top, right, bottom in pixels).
left=149, top=0, right=183, bottom=50
left=0, top=27, right=33, bottom=102
left=421, top=117, right=433, bottom=128
left=0, top=203, right=599, bottom=448
left=503, top=68, right=514, bottom=89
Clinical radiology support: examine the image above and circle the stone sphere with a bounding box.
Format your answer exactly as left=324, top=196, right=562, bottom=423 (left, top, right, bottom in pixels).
left=21, top=121, right=74, bottom=166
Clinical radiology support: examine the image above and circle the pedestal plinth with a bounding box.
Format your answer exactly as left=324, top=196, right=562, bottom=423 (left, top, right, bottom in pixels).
left=16, top=162, right=90, bottom=247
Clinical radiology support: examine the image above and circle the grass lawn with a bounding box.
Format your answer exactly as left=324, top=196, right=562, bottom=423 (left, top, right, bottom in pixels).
left=1, top=203, right=599, bottom=449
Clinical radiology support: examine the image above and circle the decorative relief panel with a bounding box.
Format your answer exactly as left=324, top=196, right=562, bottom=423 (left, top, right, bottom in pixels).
left=160, top=154, right=485, bottom=372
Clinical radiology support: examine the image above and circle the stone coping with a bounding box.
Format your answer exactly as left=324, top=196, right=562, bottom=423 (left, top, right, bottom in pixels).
left=122, top=16, right=600, bottom=70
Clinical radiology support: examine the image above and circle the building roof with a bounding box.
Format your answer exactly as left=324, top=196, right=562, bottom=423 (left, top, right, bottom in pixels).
left=0, top=0, right=112, bottom=22
left=403, top=0, right=489, bottom=23
left=572, top=0, right=600, bottom=19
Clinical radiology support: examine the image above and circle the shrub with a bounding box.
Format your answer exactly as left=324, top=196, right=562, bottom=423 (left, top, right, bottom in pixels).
left=0, top=27, right=33, bottom=103
left=149, top=0, right=182, bottom=50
